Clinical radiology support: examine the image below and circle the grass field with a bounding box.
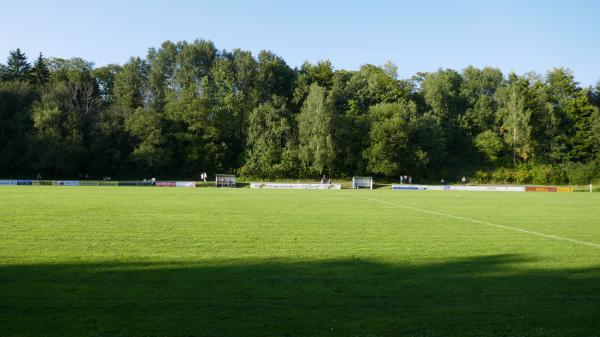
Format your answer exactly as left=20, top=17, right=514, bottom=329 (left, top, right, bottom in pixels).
left=1, top=187, right=599, bottom=337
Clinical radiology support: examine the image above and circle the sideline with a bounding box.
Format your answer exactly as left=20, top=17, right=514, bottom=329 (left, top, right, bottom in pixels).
left=355, top=194, right=600, bottom=250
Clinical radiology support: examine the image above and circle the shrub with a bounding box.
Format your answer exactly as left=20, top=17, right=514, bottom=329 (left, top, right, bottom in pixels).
left=489, top=167, right=515, bottom=184
left=473, top=170, right=490, bottom=184
left=514, top=166, right=532, bottom=184
left=530, top=165, right=561, bottom=185
left=564, top=162, right=596, bottom=185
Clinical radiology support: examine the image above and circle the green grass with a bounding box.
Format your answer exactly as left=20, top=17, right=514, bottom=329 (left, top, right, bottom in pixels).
left=1, top=187, right=599, bottom=337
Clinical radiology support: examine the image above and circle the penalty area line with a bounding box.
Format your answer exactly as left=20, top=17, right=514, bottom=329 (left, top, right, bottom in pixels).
left=355, top=194, right=600, bottom=250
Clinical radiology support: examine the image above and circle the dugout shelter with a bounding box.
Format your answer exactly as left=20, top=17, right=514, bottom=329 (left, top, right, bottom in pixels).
left=352, top=176, right=373, bottom=189
left=216, top=174, right=236, bottom=187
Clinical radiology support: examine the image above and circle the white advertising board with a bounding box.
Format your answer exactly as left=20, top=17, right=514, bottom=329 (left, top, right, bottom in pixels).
left=392, top=185, right=445, bottom=191
left=175, top=181, right=196, bottom=188
left=250, top=182, right=341, bottom=190
left=445, top=185, right=525, bottom=192
left=392, top=184, right=525, bottom=192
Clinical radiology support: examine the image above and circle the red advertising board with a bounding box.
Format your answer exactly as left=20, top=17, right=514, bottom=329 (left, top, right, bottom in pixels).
left=525, top=186, right=557, bottom=192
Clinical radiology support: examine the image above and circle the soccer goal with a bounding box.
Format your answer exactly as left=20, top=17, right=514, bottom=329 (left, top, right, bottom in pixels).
left=215, top=174, right=236, bottom=188
left=352, top=176, right=373, bottom=189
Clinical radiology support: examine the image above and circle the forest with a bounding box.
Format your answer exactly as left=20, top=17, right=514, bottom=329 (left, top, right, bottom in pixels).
left=1, top=39, right=599, bottom=184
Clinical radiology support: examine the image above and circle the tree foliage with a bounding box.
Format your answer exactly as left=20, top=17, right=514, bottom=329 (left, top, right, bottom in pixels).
left=0, top=43, right=599, bottom=182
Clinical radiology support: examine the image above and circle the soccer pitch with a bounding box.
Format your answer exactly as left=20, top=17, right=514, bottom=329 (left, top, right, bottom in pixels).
left=1, top=187, right=599, bottom=337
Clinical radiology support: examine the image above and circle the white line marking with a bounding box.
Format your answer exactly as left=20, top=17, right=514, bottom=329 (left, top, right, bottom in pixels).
left=356, top=195, right=600, bottom=250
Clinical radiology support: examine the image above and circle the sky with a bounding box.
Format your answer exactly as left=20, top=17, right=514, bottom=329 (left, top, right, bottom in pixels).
left=1, top=0, right=599, bottom=86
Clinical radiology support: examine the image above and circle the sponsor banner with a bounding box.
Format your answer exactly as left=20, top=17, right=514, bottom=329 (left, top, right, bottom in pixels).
left=51, top=180, right=74, bottom=186
left=16, top=180, right=33, bottom=185
left=250, top=182, right=341, bottom=190
left=156, top=181, right=176, bottom=187
left=55, top=180, right=80, bottom=186
left=79, top=181, right=100, bottom=186
left=98, top=181, right=118, bottom=186
left=557, top=187, right=573, bottom=192
left=118, top=181, right=147, bottom=186
left=446, top=185, right=525, bottom=192
left=176, top=181, right=196, bottom=188
left=35, top=180, right=54, bottom=186
left=526, top=186, right=557, bottom=192
left=393, top=184, right=525, bottom=192
left=0, top=180, right=17, bottom=185
left=392, top=185, right=445, bottom=191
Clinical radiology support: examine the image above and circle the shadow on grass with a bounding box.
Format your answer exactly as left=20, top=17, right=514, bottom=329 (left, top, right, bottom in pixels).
left=1, top=255, right=599, bottom=337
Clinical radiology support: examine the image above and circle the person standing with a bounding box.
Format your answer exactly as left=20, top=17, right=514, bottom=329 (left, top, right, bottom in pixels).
left=400, top=175, right=404, bottom=184
left=408, top=176, right=412, bottom=184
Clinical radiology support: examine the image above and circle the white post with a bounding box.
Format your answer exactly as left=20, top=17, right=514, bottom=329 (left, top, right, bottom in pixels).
left=591, top=184, right=593, bottom=193
left=370, top=178, right=373, bottom=190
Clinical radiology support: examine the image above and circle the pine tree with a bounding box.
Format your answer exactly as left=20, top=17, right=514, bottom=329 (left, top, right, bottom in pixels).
left=30, top=53, right=50, bottom=86
left=4, top=48, right=31, bottom=81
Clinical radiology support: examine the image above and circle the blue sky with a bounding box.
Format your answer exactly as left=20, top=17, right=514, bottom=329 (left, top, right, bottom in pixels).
left=1, top=0, right=599, bottom=86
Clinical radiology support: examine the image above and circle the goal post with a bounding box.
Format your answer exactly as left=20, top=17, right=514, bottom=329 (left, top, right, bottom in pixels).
left=352, top=176, right=373, bottom=189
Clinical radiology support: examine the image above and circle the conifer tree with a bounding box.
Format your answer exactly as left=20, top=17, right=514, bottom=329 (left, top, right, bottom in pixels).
left=3, top=48, right=31, bottom=81
left=30, top=53, right=50, bottom=86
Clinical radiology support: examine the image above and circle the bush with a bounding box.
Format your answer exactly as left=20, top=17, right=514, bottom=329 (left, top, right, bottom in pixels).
left=514, top=166, right=532, bottom=184
left=564, top=162, right=592, bottom=185
left=473, top=170, right=489, bottom=184
left=530, top=165, right=562, bottom=185
left=465, top=162, right=600, bottom=186
left=490, top=167, right=514, bottom=184
left=564, top=160, right=600, bottom=185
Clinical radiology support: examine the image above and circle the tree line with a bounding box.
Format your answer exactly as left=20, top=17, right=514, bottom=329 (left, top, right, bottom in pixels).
left=1, top=39, right=600, bottom=183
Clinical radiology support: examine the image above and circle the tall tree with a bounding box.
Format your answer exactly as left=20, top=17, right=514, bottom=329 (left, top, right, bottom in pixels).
left=240, top=97, right=293, bottom=177
left=460, top=66, right=503, bottom=134
left=125, top=107, right=170, bottom=173
left=93, top=64, right=122, bottom=103
left=297, top=83, right=334, bottom=175
left=31, top=58, right=100, bottom=176
left=590, top=80, right=600, bottom=108
left=256, top=50, right=295, bottom=103
left=338, top=65, right=410, bottom=175
left=421, top=69, right=465, bottom=122
left=209, top=48, right=258, bottom=170
left=545, top=68, right=597, bottom=162
left=29, top=53, right=50, bottom=86
left=2, top=48, right=31, bottom=81
left=363, top=101, right=415, bottom=176
left=0, top=81, right=35, bottom=176
left=421, top=69, right=471, bottom=172
left=496, top=84, right=532, bottom=164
